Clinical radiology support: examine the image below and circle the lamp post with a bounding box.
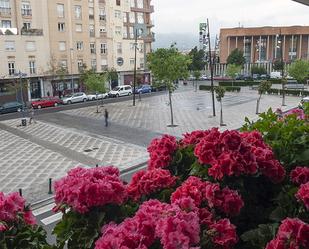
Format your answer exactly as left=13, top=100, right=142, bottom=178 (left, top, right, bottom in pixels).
left=15, top=71, right=27, bottom=124
left=70, top=48, right=74, bottom=93
left=276, top=31, right=286, bottom=106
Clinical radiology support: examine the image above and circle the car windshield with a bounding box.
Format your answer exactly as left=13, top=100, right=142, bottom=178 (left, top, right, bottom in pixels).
left=64, top=94, right=72, bottom=98
left=3, top=102, right=19, bottom=107
left=113, top=87, right=120, bottom=91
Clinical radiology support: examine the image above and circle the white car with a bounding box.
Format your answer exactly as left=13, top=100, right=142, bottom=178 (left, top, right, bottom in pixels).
left=299, top=96, right=309, bottom=108
left=108, top=85, right=132, bottom=97
left=87, top=93, right=108, bottom=101
left=62, top=92, right=88, bottom=104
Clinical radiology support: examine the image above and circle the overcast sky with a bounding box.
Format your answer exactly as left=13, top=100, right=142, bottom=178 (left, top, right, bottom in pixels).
left=151, top=0, right=309, bottom=35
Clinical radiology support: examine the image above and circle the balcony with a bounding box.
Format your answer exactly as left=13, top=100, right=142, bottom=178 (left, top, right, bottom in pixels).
left=98, top=0, right=105, bottom=3
left=144, top=32, right=155, bottom=42
left=21, top=8, right=32, bottom=17
left=21, top=28, right=43, bottom=36
left=132, top=5, right=154, bottom=13
left=0, top=7, right=11, bottom=16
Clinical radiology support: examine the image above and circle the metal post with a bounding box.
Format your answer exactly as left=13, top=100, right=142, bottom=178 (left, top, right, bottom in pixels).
left=19, top=188, right=22, bottom=196
left=70, top=48, right=74, bottom=93
left=280, top=30, right=286, bottom=106
left=133, top=29, right=138, bottom=107
left=48, top=178, right=53, bottom=194
left=207, top=18, right=216, bottom=117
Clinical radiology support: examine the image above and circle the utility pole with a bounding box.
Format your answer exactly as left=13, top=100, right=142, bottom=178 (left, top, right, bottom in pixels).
left=207, top=18, right=216, bottom=117
left=280, top=29, right=286, bottom=106
left=133, top=28, right=138, bottom=106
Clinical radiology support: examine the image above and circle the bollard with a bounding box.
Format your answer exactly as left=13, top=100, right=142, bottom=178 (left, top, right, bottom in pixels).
left=48, top=178, right=53, bottom=194
left=19, top=188, right=22, bottom=196
left=96, top=164, right=98, bottom=168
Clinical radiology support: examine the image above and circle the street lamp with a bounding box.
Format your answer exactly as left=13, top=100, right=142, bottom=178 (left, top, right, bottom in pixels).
left=70, top=48, right=74, bottom=93
left=276, top=31, right=286, bottom=106
left=14, top=71, right=27, bottom=125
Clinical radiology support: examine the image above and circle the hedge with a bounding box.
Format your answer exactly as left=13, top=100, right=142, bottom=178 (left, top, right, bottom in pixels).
left=218, top=81, right=259, bottom=87
left=266, top=88, right=309, bottom=96
left=199, top=85, right=241, bottom=92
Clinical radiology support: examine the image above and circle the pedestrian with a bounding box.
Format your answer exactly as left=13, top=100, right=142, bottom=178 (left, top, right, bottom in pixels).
left=104, top=109, right=109, bottom=127
left=29, top=106, right=36, bottom=124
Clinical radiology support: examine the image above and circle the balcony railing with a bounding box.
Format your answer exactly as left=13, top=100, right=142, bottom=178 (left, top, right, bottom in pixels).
left=21, top=8, right=32, bottom=16
left=21, top=28, right=43, bottom=36
left=0, top=7, right=11, bottom=16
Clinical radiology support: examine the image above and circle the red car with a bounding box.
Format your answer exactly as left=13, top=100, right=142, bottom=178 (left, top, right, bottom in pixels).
left=31, top=97, right=63, bottom=109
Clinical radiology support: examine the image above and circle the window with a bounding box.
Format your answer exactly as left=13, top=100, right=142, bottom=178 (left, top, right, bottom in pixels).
left=4, top=41, right=15, bottom=51
left=23, top=22, right=31, bottom=30
left=137, top=0, right=143, bottom=8
left=89, top=24, right=94, bottom=36
left=58, top=22, right=65, bottom=32
left=123, top=12, right=128, bottom=22
left=0, top=0, right=10, bottom=9
left=21, top=1, right=31, bottom=16
left=129, top=12, right=135, bottom=23
left=100, top=26, right=106, bottom=33
left=116, top=0, right=121, bottom=6
left=91, top=59, right=96, bottom=70
left=1, top=20, right=11, bottom=28
left=101, top=59, right=107, bottom=70
left=29, top=57, right=36, bottom=74
left=100, top=43, right=107, bottom=54
left=57, top=4, right=64, bottom=18
left=129, top=26, right=134, bottom=38
left=77, top=59, right=83, bottom=71
left=140, top=58, right=144, bottom=68
left=130, top=0, right=135, bottom=8
left=59, top=41, right=66, bottom=51
left=99, top=8, right=106, bottom=20
left=123, top=27, right=128, bottom=38
left=75, top=24, right=82, bottom=32
left=60, top=60, right=67, bottom=69
left=76, top=41, right=83, bottom=50
left=8, top=61, right=15, bottom=75
left=114, top=10, right=121, bottom=19
left=90, top=43, right=95, bottom=53
left=130, top=58, right=135, bottom=66
left=25, top=41, right=36, bottom=51
left=75, top=5, right=82, bottom=19
left=137, top=12, right=144, bottom=23
left=89, top=7, right=94, bottom=15
left=117, top=42, right=122, bottom=54
left=115, top=26, right=121, bottom=35
left=130, top=42, right=135, bottom=50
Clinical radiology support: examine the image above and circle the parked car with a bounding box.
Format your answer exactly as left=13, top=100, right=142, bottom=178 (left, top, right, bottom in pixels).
left=199, top=75, right=209, bottom=80
left=252, top=74, right=260, bottom=80
left=108, top=85, right=132, bottom=97
left=0, top=101, right=24, bottom=114
left=188, top=75, right=195, bottom=81
left=135, top=85, right=152, bottom=94
left=299, top=96, right=309, bottom=108
left=151, top=84, right=167, bottom=92
left=31, top=97, right=62, bottom=109
left=87, top=93, right=108, bottom=101
left=62, top=92, right=88, bottom=104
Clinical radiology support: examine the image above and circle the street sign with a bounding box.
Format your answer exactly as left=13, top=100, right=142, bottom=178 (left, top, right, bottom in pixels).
left=117, top=57, right=124, bottom=66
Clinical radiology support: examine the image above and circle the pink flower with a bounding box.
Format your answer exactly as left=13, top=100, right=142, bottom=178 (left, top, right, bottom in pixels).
left=147, top=135, right=178, bottom=170
left=54, top=166, right=127, bottom=213
left=290, top=167, right=309, bottom=185
left=265, top=238, right=285, bottom=249
left=199, top=208, right=214, bottom=227
left=0, top=223, right=7, bottom=232
left=219, top=188, right=244, bottom=216
left=0, top=192, right=25, bottom=223
left=259, top=160, right=286, bottom=183
left=127, top=169, right=177, bottom=201
left=296, top=182, right=309, bottom=210
left=171, top=177, right=204, bottom=207
left=209, top=218, right=238, bottom=248
left=23, top=210, right=36, bottom=226
left=181, top=130, right=210, bottom=146
left=285, top=108, right=306, bottom=120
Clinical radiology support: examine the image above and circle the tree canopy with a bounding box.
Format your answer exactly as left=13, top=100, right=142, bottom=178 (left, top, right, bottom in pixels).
left=82, top=70, right=107, bottom=93
left=188, top=46, right=206, bottom=71
left=226, top=64, right=241, bottom=80
left=288, top=60, right=309, bottom=83
left=147, top=46, right=191, bottom=91
left=227, top=48, right=246, bottom=66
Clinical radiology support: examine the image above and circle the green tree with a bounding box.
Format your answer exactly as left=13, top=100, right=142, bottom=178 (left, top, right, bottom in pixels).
left=288, top=60, right=309, bottom=83
left=107, top=68, right=118, bottom=90
left=226, top=64, right=241, bottom=85
left=227, top=48, right=246, bottom=66
left=215, top=86, right=226, bottom=126
left=147, top=45, right=191, bottom=127
left=188, top=46, right=206, bottom=71
left=272, top=60, right=284, bottom=71
left=256, top=80, right=272, bottom=114
left=82, top=70, right=107, bottom=113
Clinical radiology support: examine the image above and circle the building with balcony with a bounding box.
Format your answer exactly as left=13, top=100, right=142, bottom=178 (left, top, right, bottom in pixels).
left=0, top=0, right=154, bottom=103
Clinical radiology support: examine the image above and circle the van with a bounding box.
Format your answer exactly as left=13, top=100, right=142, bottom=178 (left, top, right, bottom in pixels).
left=108, top=85, right=132, bottom=97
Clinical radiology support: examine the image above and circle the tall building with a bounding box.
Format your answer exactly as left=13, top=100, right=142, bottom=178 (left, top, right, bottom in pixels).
left=0, top=0, right=154, bottom=103
left=219, top=26, right=309, bottom=64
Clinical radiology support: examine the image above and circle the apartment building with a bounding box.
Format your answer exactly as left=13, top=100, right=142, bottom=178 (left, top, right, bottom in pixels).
left=219, top=26, right=309, bottom=64
left=0, top=0, right=154, bottom=103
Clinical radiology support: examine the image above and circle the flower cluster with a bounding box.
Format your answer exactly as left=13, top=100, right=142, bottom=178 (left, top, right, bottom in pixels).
left=194, top=129, right=285, bottom=182
left=296, top=182, right=309, bottom=211
left=95, top=199, right=201, bottom=249
left=209, top=218, right=238, bottom=248
left=290, top=166, right=309, bottom=185
left=284, top=108, right=306, bottom=120
left=54, top=166, right=127, bottom=213
left=147, top=134, right=178, bottom=170
left=127, top=169, right=177, bottom=201
left=265, top=218, right=309, bottom=249
left=0, top=192, right=36, bottom=231
left=181, top=130, right=210, bottom=146
left=171, top=177, right=244, bottom=217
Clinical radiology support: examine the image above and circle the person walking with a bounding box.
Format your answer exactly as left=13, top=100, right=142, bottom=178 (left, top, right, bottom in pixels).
left=29, top=106, right=36, bottom=124
left=104, top=109, right=109, bottom=127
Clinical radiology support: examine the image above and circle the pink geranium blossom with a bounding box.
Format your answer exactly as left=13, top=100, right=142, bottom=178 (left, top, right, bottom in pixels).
left=54, top=166, right=127, bottom=213
left=290, top=167, right=309, bottom=185
left=209, top=218, right=238, bottom=248
left=296, top=182, right=309, bottom=210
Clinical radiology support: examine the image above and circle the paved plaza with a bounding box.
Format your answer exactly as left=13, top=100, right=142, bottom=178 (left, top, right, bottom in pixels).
left=0, top=85, right=301, bottom=203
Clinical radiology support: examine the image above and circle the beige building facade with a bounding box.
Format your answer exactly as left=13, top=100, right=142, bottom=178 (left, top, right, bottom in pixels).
left=0, top=0, right=154, bottom=103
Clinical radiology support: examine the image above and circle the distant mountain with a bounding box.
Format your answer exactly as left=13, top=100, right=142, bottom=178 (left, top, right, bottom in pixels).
left=153, top=33, right=199, bottom=51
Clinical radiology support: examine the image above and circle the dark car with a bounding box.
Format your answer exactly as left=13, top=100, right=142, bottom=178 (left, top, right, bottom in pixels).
left=151, top=84, right=167, bottom=92
left=135, top=85, right=152, bottom=94
left=0, top=101, right=24, bottom=114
